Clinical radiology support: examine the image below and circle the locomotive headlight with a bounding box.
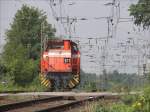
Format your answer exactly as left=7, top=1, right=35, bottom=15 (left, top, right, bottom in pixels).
left=43, top=55, right=48, bottom=60
left=43, top=55, right=46, bottom=58
left=64, top=58, right=70, bottom=63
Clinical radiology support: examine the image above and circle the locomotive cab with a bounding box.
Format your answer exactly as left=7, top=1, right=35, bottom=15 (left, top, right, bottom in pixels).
left=71, top=42, right=80, bottom=74
left=41, top=40, right=72, bottom=73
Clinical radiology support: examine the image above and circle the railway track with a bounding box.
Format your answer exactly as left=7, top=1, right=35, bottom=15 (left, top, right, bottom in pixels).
left=0, top=96, right=64, bottom=112
left=35, top=96, right=105, bottom=112
left=0, top=94, right=119, bottom=112
left=0, top=90, right=27, bottom=94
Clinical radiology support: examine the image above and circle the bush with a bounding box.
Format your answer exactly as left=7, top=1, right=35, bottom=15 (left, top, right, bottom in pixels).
left=0, top=73, right=47, bottom=92
left=27, top=75, right=47, bottom=92
left=121, top=94, right=138, bottom=105
left=0, top=74, right=16, bottom=91
left=141, top=87, right=150, bottom=112
left=131, top=86, right=150, bottom=112
left=86, top=87, right=150, bottom=112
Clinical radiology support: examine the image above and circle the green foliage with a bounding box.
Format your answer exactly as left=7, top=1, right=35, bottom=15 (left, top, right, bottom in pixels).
left=148, top=72, right=150, bottom=83
left=142, top=86, right=150, bottom=112
left=107, top=104, right=134, bottom=112
left=0, top=74, right=15, bottom=91
left=85, top=87, right=150, bottom=112
left=83, top=81, right=97, bottom=92
left=1, top=5, right=55, bottom=87
left=85, top=103, right=134, bottom=112
left=121, top=95, right=138, bottom=105
left=78, top=70, right=143, bottom=92
left=12, top=59, right=38, bottom=86
left=0, top=73, right=46, bottom=92
left=101, top=70, right=142, bottom=91
left=78, top=70, right=97, bottom=91
left=123, top=87, right=150, bottom=112
left=129, top=0, right=150, bottom=29
left=0, top=60, right=7, bottom=78
left=25, top=75, right=47, bottom=91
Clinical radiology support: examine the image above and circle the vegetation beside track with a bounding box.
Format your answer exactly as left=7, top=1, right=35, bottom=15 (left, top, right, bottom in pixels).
left=0, top=5, right=55, bottom=91
left=0, top=65, right=149, bottom=92
left=0, top=75, right=47, bottom=92
left=77, top=70, right=149, bottom=92
left=83, top=86, right=150, bottom=112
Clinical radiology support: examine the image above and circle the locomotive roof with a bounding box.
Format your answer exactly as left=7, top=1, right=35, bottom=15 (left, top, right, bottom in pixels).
left=45, top=39, right=78, bottom=51
left=47, top=39, right=77, bottom=44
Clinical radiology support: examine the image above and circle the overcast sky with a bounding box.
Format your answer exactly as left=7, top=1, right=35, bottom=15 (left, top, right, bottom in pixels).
left=0, top=0, right=150, bottom=74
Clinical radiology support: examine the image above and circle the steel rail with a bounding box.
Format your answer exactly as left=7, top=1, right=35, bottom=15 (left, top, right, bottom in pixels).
left=0, top=96, right=63, bottom=111
left=0, top=90, right=27, bottom=94
left=35, top=95, right=105, bottom=112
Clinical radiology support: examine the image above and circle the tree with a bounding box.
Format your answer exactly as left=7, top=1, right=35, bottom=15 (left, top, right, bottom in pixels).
left=0, top=59, right=7, bottom=78
left=148, top=72, right=150, bottom=84
left=2, top=5, right=55, bottom=86
left=129, top=0, right=150, bottom=29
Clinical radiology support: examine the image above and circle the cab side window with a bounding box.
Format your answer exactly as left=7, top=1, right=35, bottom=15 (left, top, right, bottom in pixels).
left=72, top=45, right=78, bottom=53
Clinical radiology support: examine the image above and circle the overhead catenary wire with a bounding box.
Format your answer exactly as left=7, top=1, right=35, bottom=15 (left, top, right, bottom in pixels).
left=46, top=0, right=150, bottom=77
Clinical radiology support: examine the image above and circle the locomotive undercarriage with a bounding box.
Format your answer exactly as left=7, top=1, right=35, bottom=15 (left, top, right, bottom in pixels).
left=40, top=71, right=80, bottom=91
left=47, top=72, right=73, bottom=90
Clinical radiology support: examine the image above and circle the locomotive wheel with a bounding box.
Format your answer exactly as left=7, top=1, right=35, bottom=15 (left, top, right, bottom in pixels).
left=39, top=73, right=51, bottom=87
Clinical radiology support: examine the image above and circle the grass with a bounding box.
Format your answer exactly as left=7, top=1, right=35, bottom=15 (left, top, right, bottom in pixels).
left=0, top=83, right=47, bottom=92
left=84, top=102, right=134, bottom=112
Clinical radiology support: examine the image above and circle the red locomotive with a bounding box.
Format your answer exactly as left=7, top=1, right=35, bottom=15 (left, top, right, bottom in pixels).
left=40, top=39, right=80, bottom=89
